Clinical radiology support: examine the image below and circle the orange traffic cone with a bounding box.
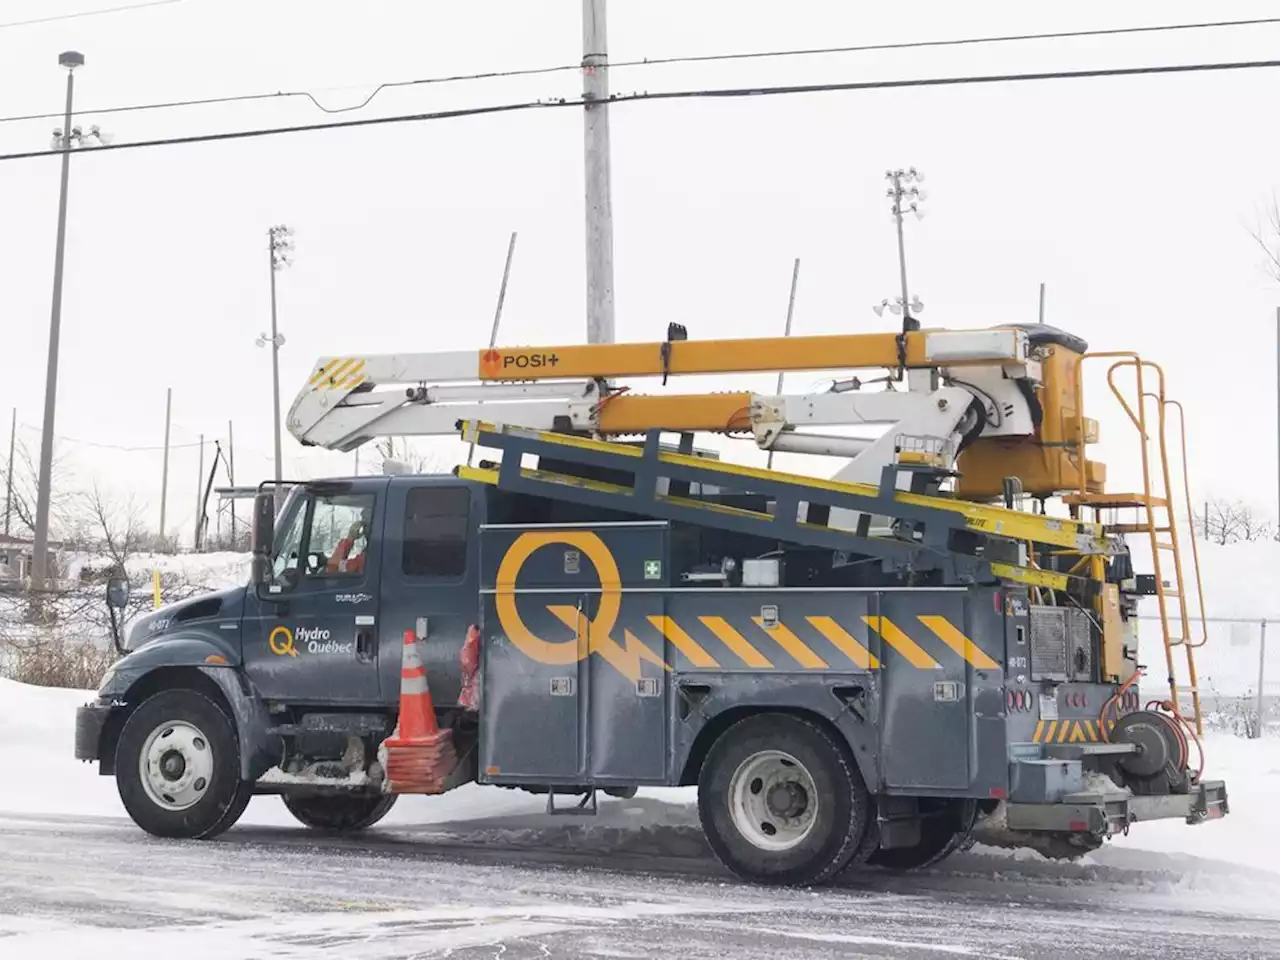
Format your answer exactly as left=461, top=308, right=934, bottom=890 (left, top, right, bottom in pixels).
left=380, top=629, right=458, bottom=793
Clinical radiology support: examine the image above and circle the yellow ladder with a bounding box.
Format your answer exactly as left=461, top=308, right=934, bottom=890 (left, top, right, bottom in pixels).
left=1068, top=354, right=1207, bottom=735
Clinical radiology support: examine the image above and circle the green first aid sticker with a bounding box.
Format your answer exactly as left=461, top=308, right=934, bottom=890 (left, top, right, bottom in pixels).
left=643, top=559, right=662, bottom=580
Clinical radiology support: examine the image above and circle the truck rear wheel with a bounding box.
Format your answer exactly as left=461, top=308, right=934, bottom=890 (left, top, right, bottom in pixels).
left=282, top=794, right=398, bottom=832
left=698, top=714, right=869, bottom=886
left=115, top=689, right=250, bottom=840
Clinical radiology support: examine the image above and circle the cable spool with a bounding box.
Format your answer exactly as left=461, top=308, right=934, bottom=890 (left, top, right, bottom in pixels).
left=1110, top=710, right=1190, bottom=794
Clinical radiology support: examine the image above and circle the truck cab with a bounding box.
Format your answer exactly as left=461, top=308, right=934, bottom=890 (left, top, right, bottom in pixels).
left=78, top=474, right=492, bottom=838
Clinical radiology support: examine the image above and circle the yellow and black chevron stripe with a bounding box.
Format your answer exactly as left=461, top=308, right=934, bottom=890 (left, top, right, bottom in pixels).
left=309, top=358, right=366, bottom=392
left=1032, top=719, right=1114, bottom=744
left=640, top=613, right=1001, bottom=673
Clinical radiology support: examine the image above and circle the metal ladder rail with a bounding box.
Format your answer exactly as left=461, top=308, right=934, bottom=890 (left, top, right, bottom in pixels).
left=1159, top=396, right=1208, bottom=733
left=1105, top=359, right=1204, bottom=734
left=1074, top=353, right=1194, bottom=730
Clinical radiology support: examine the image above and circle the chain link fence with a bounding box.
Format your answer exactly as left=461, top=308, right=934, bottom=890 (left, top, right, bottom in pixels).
left=1136, top=615, right=1280, bottom=737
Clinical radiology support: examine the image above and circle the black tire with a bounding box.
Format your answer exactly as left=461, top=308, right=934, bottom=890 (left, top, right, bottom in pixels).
left=115, top=689, right=250, bottom=840
left=868, top=798, right=978, bottom=871
left=604, top=786, right=638, bottom=800
left=282, top=794, right=398, bottom=832
left=837, top=796, right=884, bottom=877
left=698, top=713, right=870, bottom=887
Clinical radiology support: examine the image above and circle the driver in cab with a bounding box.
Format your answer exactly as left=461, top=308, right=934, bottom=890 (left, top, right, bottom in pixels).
left=325, top=509, right=370, bottom=575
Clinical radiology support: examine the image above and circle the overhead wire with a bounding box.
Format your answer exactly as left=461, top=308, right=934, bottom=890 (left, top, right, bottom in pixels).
left=17, top=423, right=204, bottom=452
left=0, top=0, right=187, bottom=31
left=2, top=56, right=1280, bottom=163
left=1, top=14, right=1280, bottom=125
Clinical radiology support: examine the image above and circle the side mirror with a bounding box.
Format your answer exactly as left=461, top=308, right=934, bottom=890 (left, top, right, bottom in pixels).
left=106, top=576, right=130, bottom=610
left=251, top=491, right=276, bottom=585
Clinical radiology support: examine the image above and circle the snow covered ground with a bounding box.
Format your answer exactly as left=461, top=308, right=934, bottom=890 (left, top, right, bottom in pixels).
left=4, top=543, right=1280, bottom=956
left=3, top=676, right=1280, bottom=958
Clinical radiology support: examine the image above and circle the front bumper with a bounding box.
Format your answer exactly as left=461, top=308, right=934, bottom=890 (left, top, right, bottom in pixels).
left=1005, top=778, right=1229, bottom=837
left=74, top=701, right=114, bottom=762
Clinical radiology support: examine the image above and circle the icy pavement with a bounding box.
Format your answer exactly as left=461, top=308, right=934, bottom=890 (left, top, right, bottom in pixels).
left=2, top=808, right=1280, bottom=959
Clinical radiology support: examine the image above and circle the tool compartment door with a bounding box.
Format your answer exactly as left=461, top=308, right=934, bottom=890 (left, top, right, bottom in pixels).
left=876, top=590, right=972, bottom=790
left=477, top=521, right=669, bottom=786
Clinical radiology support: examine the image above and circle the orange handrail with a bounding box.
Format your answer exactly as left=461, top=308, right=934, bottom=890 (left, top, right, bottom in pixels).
left=1072, top=352, right=1204, bottom=734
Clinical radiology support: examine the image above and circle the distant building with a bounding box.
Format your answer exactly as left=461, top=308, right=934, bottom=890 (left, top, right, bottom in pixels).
left=0, top=534, right=65, bottom=582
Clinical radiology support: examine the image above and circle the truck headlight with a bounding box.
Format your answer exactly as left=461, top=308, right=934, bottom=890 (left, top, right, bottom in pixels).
left=98, top=664, right=119, bottom=690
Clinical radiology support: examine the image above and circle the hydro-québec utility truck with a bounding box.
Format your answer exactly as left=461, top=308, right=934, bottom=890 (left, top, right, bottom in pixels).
left=75, top=321, right=1228, bottom=886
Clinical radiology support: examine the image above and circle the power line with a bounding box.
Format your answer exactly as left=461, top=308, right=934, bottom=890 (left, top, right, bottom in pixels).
left=17, top=423, right=202, bottom=452
left=1, top=15, right=1279, bottom=125
left=0, top=55, right=1279, bottom=164
left=622, top=16, right=1280, bottom=70
left=0, top=63, right=580, bottom=126
left=0, top=0, right=187, bottom=30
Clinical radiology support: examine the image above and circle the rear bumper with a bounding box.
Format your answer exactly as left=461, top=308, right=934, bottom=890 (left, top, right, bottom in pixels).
left=1005, top=779, right=1229, bottom=837
left=74, top=701, right=114, bottom=762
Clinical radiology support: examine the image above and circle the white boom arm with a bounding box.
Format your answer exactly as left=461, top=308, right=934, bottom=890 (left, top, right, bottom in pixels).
left=286, top=339, right=1043, bottom=492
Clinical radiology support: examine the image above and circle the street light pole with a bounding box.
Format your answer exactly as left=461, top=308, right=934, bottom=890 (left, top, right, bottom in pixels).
left=31, top=51, right=85, bottom=588
left=260, top=225, right=293, bottom=511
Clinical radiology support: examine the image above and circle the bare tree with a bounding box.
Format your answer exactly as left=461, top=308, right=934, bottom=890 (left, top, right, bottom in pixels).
left=6, top=438, right=77, bottom=539
left=1194, top=497, right=1274, bottom=544
left=1251, top=192, right=1280, bottom=284
left=82, top=485, right=149, bottom=573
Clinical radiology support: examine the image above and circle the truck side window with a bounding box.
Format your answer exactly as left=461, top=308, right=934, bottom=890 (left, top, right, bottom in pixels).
left=304, top=493, right=376, bottom=577
left=402, top=487, right=470, bottom=578
left=272, top=497, right=307, bottom=579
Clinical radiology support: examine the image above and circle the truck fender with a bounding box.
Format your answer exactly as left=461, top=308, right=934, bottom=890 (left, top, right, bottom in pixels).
left=670, top=673, right=882, bottom=790
left=102, top=636, right=275, bottom=782
left=197, top=665, right=276, bottom=782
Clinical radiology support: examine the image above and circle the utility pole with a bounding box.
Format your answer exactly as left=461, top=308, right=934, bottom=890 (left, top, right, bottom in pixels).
left=1256, top=620, right=1268, bottom=739
left=227, top=420, right=236, bottom=546
left=194, top=435, right=204, bottom=550
left=159, top=387, right=171, bottom=546
left=766, top=259, right=801, bottom=471
left=259, top=225, right=294, bottom=510
left=32, top=51, right=85, bottom=587
left=582, top=0, right=616, bottom=344
left=4, top=408, right=15, bottom=539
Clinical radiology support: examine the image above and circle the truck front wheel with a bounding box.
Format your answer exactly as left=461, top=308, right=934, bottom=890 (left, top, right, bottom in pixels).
left=698, top=714, right=869, bottom=886
left=115, top=689, right=250, bottom=840
left=282, top=794, right=398, bottom=832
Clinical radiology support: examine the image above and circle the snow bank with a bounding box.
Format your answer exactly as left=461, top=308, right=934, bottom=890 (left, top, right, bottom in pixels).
left=67, top=550, right=251, bottom=590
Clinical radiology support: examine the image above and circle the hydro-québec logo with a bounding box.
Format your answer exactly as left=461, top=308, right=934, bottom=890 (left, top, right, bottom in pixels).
left=296, top=626, right=353, bottom=655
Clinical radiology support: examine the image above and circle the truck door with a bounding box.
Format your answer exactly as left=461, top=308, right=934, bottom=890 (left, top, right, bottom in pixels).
left=378, top=480, right=480, bottom=708
left=242, top=485, right=384, bottom=704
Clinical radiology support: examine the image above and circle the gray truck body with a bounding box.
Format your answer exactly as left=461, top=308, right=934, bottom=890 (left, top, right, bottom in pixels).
left=77, top=472, right=1225, bottom=841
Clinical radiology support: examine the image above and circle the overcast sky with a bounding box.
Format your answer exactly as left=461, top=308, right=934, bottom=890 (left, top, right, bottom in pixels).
left=3, top=0, right=1280, bottom=542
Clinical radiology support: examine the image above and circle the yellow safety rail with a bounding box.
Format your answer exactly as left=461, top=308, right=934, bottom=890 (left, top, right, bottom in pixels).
left=1071, top=353, right=1206, bottom=734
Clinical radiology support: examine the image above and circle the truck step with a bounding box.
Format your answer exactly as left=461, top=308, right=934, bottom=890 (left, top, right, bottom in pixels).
left=1044, top=743, right=1137, bottom=760
left=545, top=788, right=599, bottom=817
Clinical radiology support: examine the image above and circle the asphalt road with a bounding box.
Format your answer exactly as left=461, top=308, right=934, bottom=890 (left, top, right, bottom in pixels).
left=2, top=809, right=1279, bottom=959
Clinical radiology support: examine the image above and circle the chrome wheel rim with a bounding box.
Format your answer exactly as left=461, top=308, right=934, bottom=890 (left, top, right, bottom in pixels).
left=138, top=720, right=214, bottom=811
left=728, top=749, right=819, bottom=852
